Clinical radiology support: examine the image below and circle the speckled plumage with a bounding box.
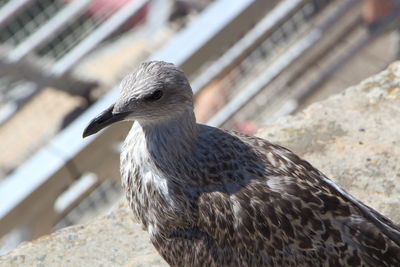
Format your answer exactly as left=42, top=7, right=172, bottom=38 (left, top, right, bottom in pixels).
left=85, top=61, right=400, bottom=266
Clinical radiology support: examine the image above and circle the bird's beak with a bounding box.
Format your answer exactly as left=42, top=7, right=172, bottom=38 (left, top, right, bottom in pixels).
left=82, top=104, right=129, bottom=138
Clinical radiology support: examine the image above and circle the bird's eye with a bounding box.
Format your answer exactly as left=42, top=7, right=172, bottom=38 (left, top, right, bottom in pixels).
left=144, top=90, right=163, bottom=101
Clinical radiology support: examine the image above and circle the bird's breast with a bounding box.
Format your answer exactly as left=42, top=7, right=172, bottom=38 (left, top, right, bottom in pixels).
left=121, top=144, right=194, bottom=236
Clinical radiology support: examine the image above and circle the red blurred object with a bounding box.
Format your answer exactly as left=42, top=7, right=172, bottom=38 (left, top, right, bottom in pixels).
left=65, top=0, right=148, bottom=27
left=362, top=0, right=395, bottom=24
left=233, top=121, right=258, bottom=135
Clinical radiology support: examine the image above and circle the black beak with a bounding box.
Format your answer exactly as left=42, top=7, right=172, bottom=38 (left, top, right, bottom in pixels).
left=82, top=104, right=129, bottom=138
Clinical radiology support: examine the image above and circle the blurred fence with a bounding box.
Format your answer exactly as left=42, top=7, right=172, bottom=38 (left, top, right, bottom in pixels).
left=0, top=0, right=150, bottom=182
left=1, top=0, right=399, bottom=256
left=0, top=0, right=153, bottom=254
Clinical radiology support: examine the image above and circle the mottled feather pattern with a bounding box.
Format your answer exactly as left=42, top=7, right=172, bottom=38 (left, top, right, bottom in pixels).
left=100, top=62, right=400, bottom=266
left=121, top=122, right=400, bottom=266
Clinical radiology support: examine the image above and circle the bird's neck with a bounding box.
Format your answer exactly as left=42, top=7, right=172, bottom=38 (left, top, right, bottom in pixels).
left=129, top=109, right=198, bottom=163
left=122, top=109, right=198, bottom=231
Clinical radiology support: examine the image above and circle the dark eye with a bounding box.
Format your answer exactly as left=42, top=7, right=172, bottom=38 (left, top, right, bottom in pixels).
left=144, top=90, right=163, bottom=101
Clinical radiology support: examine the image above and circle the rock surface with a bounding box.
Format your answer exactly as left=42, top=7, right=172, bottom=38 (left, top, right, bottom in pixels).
left=1, top=203, right=167, bottom=267
left=259, top=61, right=400, bottom=224
left=1, top=62, right=399, bottom=266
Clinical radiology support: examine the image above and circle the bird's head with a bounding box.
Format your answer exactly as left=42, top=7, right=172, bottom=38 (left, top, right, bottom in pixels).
left=82, top=61, right=193, bottom=138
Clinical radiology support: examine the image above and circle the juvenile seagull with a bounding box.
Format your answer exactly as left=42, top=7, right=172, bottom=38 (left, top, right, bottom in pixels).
left=83, top=61, right=400, bottom=266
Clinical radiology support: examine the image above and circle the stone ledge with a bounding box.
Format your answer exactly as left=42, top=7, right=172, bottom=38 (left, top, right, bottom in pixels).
left=257, top=61, right=400, bottom=223
left=1, top=203, right=167, bottom=267
left=1, top=62, right=399, bottom=266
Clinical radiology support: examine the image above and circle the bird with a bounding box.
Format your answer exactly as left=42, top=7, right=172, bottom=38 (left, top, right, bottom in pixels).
left=83, top=61, right=400, bottom=266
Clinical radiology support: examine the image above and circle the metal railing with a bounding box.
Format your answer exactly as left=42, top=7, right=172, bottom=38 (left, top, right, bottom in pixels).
left=207, top=0, right=357, bottom=127
left=0, top=0, right=150, bottom=183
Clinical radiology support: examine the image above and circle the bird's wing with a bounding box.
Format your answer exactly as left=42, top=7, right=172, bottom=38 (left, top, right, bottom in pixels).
left=194, top=129, right=400, bottom=265
left=234, top=130, right=400, bottom=240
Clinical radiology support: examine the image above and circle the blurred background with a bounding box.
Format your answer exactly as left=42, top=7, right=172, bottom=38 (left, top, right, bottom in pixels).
left=0, top=0, right=399, bottom=255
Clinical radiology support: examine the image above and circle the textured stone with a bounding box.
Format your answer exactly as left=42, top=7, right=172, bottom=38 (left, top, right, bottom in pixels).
left=0, top=203, right=167, bottom=266
left=258, top=61, right=400, bottom=223
left=1, top=62, right=399, bottom=266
